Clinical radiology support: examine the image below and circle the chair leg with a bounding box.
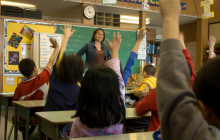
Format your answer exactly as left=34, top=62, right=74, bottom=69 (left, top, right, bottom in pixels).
left=8, top=125, right=14, bottom=140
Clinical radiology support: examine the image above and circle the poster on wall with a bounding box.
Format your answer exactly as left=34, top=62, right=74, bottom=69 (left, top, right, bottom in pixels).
left=20, top=25, right=35, bottom=40
left=40, top=33, right=62, bottom=68
left=142, top=0, right=150, bottom=11
left=22, top=43, right=32, bottom=59
left=8, top=32, right=23, bottom=49
left=8, top=51, right=19, bottom=65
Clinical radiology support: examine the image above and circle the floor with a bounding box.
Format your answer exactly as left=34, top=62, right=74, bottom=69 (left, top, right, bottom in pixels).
left=0, top=106, right=23, bottom=140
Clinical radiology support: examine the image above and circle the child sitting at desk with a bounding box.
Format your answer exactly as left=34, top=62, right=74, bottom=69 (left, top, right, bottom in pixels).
left=13, top=33, right=59, bottom=139
left=44, top=23, right=84, bottom=112
left=69, top=32, right=125, bottom=138
left=156, top=0, right=220, bottom=139
left=135, top=32, right=195, bottom=132
left=131, top=64, right=157, bottom=100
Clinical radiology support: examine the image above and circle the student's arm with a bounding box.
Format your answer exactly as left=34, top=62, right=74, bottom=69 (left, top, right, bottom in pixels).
left=123, top=26, right=147, bottom=85
left=208, top=36, right=216, bottom=59
left=105, top=32, right=125, bottom=98
left=45, top=41, right=59, bottom=72
left=76, top=43, right=88, bottom=57
left=56, top=23, right=76, bottom=67
left=157, top=0, right=215, bottom=139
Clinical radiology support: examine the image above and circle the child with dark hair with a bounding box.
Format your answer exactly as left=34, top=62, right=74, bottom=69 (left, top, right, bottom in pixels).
left=44, top=23, right=84, bottom=112
left=131, top=64, right=157, bottom=100
left=13, top=39, right=59, bottom=101
left=13, top=31, right=59, bottom=140
left=156, top=0, right=220, bottom=139
left=69, top=32, right=125, bottom=138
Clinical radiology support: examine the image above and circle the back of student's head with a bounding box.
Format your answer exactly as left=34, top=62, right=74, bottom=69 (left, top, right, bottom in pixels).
left=57, top=55, right=84, bottom=83
left=19, top=58, right=36, bottom=77
left=73, top=65, right=125, bottom=128
left=143, top=64, right=155, bottom=76
left=193, top=57, right=220, bottom=119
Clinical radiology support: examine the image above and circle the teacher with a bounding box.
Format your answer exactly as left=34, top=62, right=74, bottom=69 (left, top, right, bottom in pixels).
left=77, top=28, right=111, bottom=68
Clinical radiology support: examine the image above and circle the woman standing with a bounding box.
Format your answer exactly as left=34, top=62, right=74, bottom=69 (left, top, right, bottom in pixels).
left=77, top=28, right=111, bottom=68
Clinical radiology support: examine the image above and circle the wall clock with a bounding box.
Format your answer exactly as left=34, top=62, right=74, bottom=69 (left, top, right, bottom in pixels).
left=83, top=6, right=95, bottom=19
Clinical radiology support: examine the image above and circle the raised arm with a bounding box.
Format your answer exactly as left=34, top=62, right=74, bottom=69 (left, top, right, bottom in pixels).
left=208, top=36, right=216, bottom=59
left=46, top=39, right=59, bottom=72
left=105, top=32, right=125, bottom=98
left=157, top=0, right=214, bottom=140
left=123, top=26, right=147, bottom=85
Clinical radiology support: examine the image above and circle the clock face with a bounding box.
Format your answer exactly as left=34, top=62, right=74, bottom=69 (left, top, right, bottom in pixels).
left=83, top=6, right=95, bottom=19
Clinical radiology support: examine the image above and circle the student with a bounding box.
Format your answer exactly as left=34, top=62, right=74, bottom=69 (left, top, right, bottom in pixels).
left=13, top=34, right=59, bottom=139
left=123, top=26, right=147, bottom=86
left=69, top=32, right=125, bottom=138
left=131, top=64, right=157, bottom=100
left=135, top=33, right=195, bottom=132
left=156, top=0, right=219, bottom=139
left=44, top=23, right=84, bottom=112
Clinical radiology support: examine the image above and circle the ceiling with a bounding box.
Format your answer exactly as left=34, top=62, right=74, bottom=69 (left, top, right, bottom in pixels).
left=5, top=0, right=199, bottom=27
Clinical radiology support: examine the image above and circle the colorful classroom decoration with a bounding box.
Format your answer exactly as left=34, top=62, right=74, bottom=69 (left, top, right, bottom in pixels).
left=201, top=0, right=214, bottom=19
left=20, top=25, right=35, bottom=40
left=8, top=32, right=23, bottom=49
left=142, top=0, right=150, bottom=11
left=4, top=19, right=56, bottom=73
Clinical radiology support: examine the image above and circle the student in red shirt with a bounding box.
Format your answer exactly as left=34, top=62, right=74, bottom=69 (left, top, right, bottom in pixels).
left=13, top=25, right=60, bottom=139
left=135, top=32, right=195, bottom=131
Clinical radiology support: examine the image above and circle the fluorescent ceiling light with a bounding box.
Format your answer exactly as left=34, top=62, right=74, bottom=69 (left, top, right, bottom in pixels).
left=1, top=1, right=36, bottom=8
left=120, top=19, right=150, bottom=25
left=120, top=15, right=150, bottom=25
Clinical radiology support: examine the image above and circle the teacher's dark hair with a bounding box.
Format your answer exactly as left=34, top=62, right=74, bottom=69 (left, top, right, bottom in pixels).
left=90, top=28, right=105, bottom=42
left=72, top=65, right=125, bottom=128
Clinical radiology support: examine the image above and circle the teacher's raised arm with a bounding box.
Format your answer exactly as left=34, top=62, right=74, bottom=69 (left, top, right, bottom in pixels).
left=76, top=28, right=111, bottom=69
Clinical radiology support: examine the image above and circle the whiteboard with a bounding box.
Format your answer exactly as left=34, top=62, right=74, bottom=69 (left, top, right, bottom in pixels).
left=39, top=33, right=62, bottom=68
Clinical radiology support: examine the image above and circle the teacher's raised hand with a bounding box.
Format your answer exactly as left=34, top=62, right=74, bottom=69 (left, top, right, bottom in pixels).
left=60, top=23, right=76, bottom=38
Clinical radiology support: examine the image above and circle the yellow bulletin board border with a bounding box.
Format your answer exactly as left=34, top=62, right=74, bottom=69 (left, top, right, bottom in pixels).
left=4, top=19, right=57, bottom=74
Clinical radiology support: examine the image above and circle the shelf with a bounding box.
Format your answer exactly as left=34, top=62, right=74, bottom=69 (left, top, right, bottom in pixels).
left=95, top=12, right=120, bottom=27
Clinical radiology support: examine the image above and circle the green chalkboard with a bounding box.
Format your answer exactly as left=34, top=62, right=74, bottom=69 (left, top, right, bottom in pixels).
left=56, top=25, right=140, bottom=73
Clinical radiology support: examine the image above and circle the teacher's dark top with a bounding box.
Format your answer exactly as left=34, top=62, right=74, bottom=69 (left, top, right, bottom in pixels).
left=77, top=41, right=111, bottom=68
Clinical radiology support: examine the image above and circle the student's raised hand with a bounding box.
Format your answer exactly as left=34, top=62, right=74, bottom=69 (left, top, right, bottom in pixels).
left=137, top=26, right=147, bottom=42
left=208, top=36, right=216, bottom=48
left=49, top=37, right=59, bottom=49
left=159, top=0, right=181, bottom=21
left=106, top=32, right=122, bottom=59
left=60, top=23, right=76, bottom=38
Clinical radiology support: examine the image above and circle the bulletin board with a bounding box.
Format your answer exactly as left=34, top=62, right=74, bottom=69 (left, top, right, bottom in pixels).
left=4, top=19, right=56, bottom=74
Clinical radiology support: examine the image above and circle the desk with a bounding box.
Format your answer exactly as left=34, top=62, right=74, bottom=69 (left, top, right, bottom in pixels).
left=70, top=131, right=154, bottom=140
left=12, top=100, right=45, bottom=140
left=0, top=93, right=14, bottom=140
left=36, top=108, right=151, bottom=140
